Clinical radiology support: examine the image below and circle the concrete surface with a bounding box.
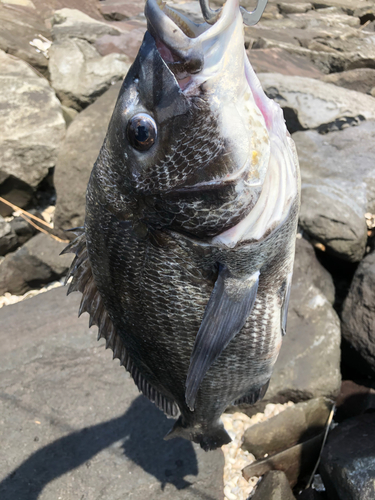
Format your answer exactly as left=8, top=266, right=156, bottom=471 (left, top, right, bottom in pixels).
left=0, top=287, right=224, bottom=500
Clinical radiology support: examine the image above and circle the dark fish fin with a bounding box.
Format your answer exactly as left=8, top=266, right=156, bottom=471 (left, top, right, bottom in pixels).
left=233, top=380, right=270, bottom=406
left=185, top=266, right=260, bottom=411
left=62, top=231, right=179, bottom=419
left=281, top=272, right=293, bottom=336
left=164, top=416, right=231, bottom=451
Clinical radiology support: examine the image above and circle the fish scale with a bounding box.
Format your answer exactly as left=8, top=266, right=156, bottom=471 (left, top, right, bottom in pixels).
left=64, top=0, right=300, bottom=450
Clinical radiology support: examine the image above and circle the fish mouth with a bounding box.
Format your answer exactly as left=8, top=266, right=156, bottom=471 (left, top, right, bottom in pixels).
left=145, top=0, right=242, bottom=86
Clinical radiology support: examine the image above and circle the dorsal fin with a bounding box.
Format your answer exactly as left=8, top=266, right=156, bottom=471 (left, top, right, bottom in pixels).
left=62, top=229, right=179, bottom=418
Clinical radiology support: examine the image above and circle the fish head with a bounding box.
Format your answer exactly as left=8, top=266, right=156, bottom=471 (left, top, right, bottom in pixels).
left=97, top=0, right=280, bottom=237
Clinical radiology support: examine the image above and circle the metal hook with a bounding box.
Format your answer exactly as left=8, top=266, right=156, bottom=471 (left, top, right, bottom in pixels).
left=240, top=0, right=268, bottom=26
left=198, top=0, right=268, bottom=27
left=199, top=0, right=221, bottom=25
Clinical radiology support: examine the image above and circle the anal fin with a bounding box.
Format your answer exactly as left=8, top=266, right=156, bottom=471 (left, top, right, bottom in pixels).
left=185, top=265, right=260, bottom=411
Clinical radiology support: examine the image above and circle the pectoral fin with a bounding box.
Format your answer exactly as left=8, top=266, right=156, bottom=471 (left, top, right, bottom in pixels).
left=185, top=266, right=260, bottom=411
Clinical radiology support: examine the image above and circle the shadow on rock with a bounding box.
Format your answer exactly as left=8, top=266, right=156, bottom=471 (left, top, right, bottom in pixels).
left=0, top=395, right=198, bottom=500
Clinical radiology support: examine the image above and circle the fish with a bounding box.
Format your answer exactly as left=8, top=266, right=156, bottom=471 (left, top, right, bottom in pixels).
left=63, top=0, right=300, bottom=451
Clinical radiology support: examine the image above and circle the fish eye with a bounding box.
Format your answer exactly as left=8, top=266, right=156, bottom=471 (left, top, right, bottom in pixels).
left=127, top=113, right=157, bottom=151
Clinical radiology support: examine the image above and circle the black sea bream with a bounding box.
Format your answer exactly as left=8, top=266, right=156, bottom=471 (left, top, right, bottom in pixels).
left=64, top=0, right=300, bottom=450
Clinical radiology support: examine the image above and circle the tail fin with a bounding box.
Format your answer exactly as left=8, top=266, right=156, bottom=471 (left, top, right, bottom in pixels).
left=164, top=416, right=231, bottom=451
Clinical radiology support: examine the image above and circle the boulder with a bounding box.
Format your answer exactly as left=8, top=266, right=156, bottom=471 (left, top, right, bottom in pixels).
left=54, top=82, right=121, bottom=236
left=278, top=2, right=313, bottom=15
left=94, top=21, right=146, bottom=61
left=0, top=286, right=225, bottom=500
left=0, top=233, right=72, bottom=295
left=0, top=50, right=65, bottom=216
left=48, top=37, right=129, bottom=110
left=341, top=251, right=375, bottom=376
left=257, top=73, right=375, bottom=133
left=248, top=48, right=324, bottom=78
left=0, top=3, right=50, bottom=76
left=99, top=0, right=145, bottom=21
left=320, top=413, right=375, bottom=500
left=8, top=209, right=41, bottom=246
left=0, top=215, right=18, bottom=256
left=51, top=8, right=121, bottom=43
left=263, top=242, right=341, bottom=404
left=293, top=120, right=375, bottom=262
left=321, top=68, right=375, bottom=95
left=251, top=471, right=295, bottom=500
left=293, top=237, right=335, bottom=305
left=335, top=380, right=375, bottom=422
left=242, top=398, right=332, bottom=459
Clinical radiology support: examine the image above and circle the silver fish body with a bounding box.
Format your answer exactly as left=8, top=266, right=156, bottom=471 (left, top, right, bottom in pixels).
left=65, top=0, right=300, bottom=450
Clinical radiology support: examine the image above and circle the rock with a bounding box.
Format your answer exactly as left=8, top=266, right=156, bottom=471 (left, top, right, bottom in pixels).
left=335, top=380, right=375, bottom=422
left=297, top=488, right=325, bottom=500
left=248, top=48, right=324, bottom=78
left=8, top=209, right=41, bottom=246
left=61, top=105, right=78, bottom=127
left=54, top=82, right=121, bottom=236
left=30, top=0, right=104, bottom=22
left=242, top=398, right=332, bottom=459
left=293, top=237, right=335, bottom=305
left=257, top=73, right=375, bottom=133
left=0, top=3, right=50, bottom=75
left=0, top=50, right=65, bottom=216
left=263, top=253, right=341, bottom=404
left=251, top=471, right=296, bottom=500
left=321, top=68, right=375, bottom=95
left=51, top=8, right=122, bottom=43
left=48, top=37, right=129, bottom=110
left=0, top=233, right=72, bottom=295
left=0, top=215, right=18, bottom=256
left=99, top=0, right=145, bottom=21
left=320, top=413, right=375, bottom=500
left=341, top=251, right=375, bottom=376
left=94, top=20, right=146, bottom=61
left=243, top=432, right=324, bottom=487
left=245, top=8, right=375, bottom=74
left=278, top=2, right=313, bottom=15
left=0, top=287, right=225, bottom=500
left=293, top=120, right=375, bottom=262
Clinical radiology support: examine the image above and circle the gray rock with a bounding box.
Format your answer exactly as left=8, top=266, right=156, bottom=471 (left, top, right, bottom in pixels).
left=242, top=398, right=332, bottom=459
left=99, top=0, right=145, bottom=21
left=320, top=413, right=375, bottom=500
left=48, top=37, right=129, bottom=110
left=0, top=3, right=50, bottom=76
left=341, top=251, right=375, bottom=376
left=54, top=82, right=121, bottom=236
left=257, top=73, right=375, bottom=133
left=293, top=237, right=335, bottom=305
left=0, top=215, right=18, bottom=256
left=246, top=8, right=375, bottom=74
left=294, top=121, right=375, bottom=261
left=321, top=68, right=375, bottom=95
left=278, top=2, right=313, bottom=15
left=251, top=471, right=295, bottom=500
left=52, top=8, right=122, bottom=43
left=8, top=209, right=40, bottom=246
left=94, top=20, right=146, bottom=62
left=264, top=249, right=341, bottom=404
left=0, top=50, right=65, bottom=215
left=0, top=287, right=224, bottom=500
left=0, top=233, right=72, bottom=295
left=243, top=432, right=324, bottom=487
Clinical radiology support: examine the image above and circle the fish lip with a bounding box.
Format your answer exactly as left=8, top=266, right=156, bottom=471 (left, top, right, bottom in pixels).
left=145, top=0, right=240, bottom=72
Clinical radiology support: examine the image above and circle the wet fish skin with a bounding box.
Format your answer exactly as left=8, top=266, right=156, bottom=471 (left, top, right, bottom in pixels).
left=67, top=0, right=300, bottom=451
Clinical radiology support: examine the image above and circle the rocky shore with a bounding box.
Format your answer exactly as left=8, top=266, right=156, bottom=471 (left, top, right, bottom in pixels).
left=1, top=0, right=375, bottom=499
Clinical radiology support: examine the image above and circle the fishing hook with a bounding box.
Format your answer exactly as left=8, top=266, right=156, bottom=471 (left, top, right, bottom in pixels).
left=199, top=0, right=268, bottom=26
